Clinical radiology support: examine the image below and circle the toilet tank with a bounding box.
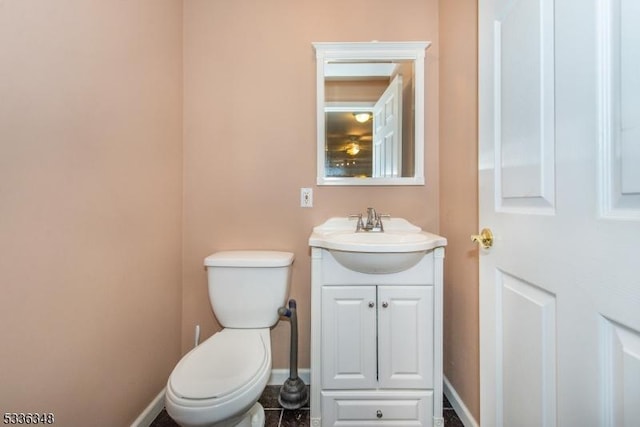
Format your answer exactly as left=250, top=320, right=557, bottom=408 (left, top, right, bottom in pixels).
left=204, top=251, right=294, bottom=328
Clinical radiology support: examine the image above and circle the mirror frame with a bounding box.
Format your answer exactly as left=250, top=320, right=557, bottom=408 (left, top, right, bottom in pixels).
left=313, top=41, right=430, bottom=186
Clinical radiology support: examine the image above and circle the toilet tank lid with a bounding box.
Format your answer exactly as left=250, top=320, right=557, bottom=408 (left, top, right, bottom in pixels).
left=204, top=251, right=295, bottom=267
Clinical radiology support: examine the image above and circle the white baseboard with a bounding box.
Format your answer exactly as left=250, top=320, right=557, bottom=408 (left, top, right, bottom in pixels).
left=131, top=369, right=311, bottom=427
left=130, top=387, right=165, bottom=427
left=443, top=375, right=479, bottom=427
left=268, top=368, right=311, bottom=385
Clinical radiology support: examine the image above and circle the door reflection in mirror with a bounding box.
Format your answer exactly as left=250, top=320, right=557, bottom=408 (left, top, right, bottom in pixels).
left=324, top=61, right=413, bottom=178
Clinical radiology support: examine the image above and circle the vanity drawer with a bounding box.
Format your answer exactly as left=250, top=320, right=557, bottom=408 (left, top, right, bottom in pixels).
left=321, top=390, right=433, bottom=427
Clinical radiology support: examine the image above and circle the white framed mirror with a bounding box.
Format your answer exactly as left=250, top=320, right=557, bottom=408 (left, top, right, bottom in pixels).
left=313, top=41, right=430, bottom=186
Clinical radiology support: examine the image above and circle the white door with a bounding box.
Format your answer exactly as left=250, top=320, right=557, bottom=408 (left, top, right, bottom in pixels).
left=373, top=74, right=403, bottom=177
left=479, top=0, right=640, bottom=426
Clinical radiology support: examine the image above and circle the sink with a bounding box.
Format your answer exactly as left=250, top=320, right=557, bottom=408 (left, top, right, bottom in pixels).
left=309, top=217, right=447, bottom=274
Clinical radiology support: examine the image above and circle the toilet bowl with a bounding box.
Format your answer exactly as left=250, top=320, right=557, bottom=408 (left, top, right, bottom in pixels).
left=165, top=329, right=271, bottom=427
left=164, top=250, right=294, bottom=427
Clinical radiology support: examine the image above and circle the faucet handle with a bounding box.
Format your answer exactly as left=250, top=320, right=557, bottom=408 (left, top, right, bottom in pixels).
left=375, top=214, right=390, bottom=232
left=349, top=214, right=364, bottom=231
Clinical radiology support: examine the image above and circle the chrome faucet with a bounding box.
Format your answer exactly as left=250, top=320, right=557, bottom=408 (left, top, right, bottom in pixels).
left=365, top=207, right=379, bottom=231
left=350, top=207, right=387, bottom=232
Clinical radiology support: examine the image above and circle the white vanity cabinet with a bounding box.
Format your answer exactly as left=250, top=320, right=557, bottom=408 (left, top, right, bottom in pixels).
left=321, top=285, right=433, bottom=390
left=310, top=235, right=446, bottom=427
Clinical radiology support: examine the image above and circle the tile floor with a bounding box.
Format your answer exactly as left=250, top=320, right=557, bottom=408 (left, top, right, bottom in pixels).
left=151, top=385, right=464, bottom=427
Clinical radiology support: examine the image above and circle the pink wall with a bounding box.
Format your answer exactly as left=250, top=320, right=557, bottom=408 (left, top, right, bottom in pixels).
left=182, top=0, right=440, bottom=369
left=0, top=0, right=480, bottom=423
left=439, top=0, right=480, bottom=421
left=0, top=1, right=183, bottom=425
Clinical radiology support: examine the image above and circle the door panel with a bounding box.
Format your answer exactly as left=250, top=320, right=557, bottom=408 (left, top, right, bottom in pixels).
left=377, top=286, right=433, bottom=389
left=599, top=0, right=640, bottom=217
left=321, top=286, right=377, bottom=389
left=500, top=272, right=556, bottom=427
left=495, top=0, right=555, bottom=212
left=600, top=318, right=640, bottom=425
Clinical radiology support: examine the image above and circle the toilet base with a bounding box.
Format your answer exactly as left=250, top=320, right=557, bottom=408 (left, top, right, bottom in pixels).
left=235, top=402, right=264, bottom=427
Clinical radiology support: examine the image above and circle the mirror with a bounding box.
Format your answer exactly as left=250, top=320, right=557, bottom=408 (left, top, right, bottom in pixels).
left=313, top=42, right=430, bottom=185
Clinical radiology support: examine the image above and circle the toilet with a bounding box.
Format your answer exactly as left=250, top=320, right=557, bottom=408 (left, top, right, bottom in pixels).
left=165, top=250, right=295, bottom=427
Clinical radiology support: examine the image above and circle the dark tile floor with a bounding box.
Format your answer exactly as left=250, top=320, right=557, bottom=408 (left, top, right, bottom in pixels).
left=152, top=386, right=464, bottom=426
left=443, top=394, right=465, bottom=427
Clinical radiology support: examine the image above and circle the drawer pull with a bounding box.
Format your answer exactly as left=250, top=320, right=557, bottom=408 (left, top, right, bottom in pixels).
left=376, top=410, right=383, bottom=418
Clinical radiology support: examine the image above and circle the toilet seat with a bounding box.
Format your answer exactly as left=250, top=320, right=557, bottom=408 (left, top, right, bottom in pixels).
left=168, top=329, right=269, bottom=403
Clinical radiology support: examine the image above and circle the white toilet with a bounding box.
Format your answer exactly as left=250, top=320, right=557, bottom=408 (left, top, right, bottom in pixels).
left=165, top=250, right=295, bottom=427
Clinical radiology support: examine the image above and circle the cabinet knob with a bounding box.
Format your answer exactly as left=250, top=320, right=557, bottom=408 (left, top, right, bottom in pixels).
left=382, top=301, right=389, bottom=308
left=376, top=410, right=383, bottom=418
left=368, top=301, right=375, bottom=308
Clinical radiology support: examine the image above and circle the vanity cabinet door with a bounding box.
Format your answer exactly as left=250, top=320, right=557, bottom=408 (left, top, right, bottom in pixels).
left=321, top=286, right=378, bottom=389
left=378, top=286, right=433, bottom=389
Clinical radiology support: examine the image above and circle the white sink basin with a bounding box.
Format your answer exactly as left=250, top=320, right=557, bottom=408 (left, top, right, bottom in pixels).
left=309, top=217, right=447, bottom=273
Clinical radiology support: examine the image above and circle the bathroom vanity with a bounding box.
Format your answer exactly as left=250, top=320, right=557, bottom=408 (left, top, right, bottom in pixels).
left=309, top=217, right=447, bottom=427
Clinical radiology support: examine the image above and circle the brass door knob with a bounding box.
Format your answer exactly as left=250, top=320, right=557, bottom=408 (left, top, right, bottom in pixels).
left=471, top=228, right=494, bottom=249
